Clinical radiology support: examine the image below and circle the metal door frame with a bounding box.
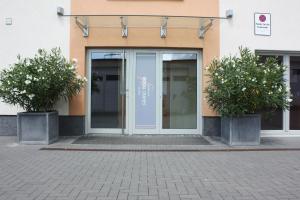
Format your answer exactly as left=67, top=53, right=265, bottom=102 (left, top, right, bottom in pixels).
left=86, top=49, right=129, bottom=134
left=86, top=49, right=202, bottom=135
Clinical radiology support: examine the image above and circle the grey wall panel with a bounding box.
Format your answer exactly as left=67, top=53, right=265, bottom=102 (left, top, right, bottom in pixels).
left=0, top=115, right=85, bottom=136
left=0, top=116, right=17, bottom=136
left=203, top=117, right=221, bottom=137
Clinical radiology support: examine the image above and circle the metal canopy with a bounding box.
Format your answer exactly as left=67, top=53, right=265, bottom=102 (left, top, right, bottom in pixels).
left=58, top=9, right=233, bottom=39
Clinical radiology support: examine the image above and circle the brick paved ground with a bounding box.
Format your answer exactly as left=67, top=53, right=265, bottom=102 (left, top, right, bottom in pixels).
left=1, top=137, right=300, bottom=200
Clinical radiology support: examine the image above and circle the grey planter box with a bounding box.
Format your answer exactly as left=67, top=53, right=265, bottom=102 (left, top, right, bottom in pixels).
left=221, top=114, right=261, bottom=146
left=17, top=111, right=59, bottom=144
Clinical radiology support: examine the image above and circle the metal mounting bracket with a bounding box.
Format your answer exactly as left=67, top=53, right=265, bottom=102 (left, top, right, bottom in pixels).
left=120, top=16, right=128, bottom=38
left=75, top=16, right=89, bottom=37
left=160, top=16, right=168, bottom=38
left=199, top=19, right=214, bottom=39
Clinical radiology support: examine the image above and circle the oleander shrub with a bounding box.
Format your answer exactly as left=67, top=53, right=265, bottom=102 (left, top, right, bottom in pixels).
left=205, top=47, right=291, bottom=117
left=0, top=48, right=86, bottom=112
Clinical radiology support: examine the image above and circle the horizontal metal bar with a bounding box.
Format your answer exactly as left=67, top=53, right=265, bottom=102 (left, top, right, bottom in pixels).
left=87, top=26, right=206, bottom=29
left=255, top=50, right=300, bottom=56
left=61, top=14, right=228, bottom=20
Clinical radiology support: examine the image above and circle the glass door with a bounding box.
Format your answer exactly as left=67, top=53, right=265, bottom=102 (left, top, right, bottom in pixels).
left=87, top=50, right=127, bottom=134
left=131, top=50, right=201, bottom=134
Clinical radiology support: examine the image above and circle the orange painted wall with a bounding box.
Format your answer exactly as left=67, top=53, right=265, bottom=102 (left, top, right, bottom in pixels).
left=69, top=0, right=219, bottom=116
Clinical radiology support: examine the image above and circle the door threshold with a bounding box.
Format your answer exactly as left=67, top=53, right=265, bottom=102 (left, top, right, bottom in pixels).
left=86, top=133, right=202, bottom=137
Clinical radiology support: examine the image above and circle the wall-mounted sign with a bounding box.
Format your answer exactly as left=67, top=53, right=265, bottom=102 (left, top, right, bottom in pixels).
left=5, top=18, right=12, bottom=25
left=254, top=13, right=271, bottom=36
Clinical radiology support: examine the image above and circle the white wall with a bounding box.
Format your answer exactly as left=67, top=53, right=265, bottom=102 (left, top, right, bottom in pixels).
left=220, top=0, right=300, bottom=56
left=0, top=0, right=70, bottom=115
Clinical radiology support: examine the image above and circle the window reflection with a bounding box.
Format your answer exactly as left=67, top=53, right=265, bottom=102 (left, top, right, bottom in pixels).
left=90, top=52, right=125, bottom=128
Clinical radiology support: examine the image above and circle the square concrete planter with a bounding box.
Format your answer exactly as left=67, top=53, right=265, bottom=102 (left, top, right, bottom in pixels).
left=221, top=114, right=261, bottom=146
left=17, top=111, right=58, bottom=144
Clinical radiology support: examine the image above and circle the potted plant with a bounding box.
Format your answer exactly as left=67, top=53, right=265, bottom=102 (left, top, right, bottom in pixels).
left=0, top=48, right=86, bottom=144
left=205, top=48, right=291, bottom=146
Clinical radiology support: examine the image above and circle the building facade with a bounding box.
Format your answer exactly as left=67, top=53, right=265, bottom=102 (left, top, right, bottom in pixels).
left=0, top=0, right=300, bottom=136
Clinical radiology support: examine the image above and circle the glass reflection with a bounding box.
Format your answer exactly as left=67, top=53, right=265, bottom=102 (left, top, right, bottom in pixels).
left=90, top=52, right=125, bottom=128
left=162, top=53, right=197, bottom=129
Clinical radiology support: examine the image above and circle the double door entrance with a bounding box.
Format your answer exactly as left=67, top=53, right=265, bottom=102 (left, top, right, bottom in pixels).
left=86, top=49, right=201, bottom=134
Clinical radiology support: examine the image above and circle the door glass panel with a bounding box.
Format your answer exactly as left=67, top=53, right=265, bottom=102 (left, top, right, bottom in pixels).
left=135, top=53, right=156, bottom=129
left=162, top=53, right=197, bottom=129
left=259, top=55, right=284, bottom=130
left=90, top=52, right=125, bottom=128
left=290, top=56, right=300, bottom=130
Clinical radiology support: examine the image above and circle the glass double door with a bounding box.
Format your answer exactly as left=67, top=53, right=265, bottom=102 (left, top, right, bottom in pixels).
left=87, top=49, right=200, bottom=134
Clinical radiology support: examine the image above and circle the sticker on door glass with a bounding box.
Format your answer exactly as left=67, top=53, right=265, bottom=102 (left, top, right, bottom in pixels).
left=135, top=54, right=156, bottom=129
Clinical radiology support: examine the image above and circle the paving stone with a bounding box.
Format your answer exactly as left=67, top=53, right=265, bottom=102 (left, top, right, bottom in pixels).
left=1, top=137, right=300, bottom=200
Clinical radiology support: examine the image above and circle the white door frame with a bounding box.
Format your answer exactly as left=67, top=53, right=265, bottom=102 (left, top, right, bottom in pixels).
left=86, top=49, right=202, bottom=135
